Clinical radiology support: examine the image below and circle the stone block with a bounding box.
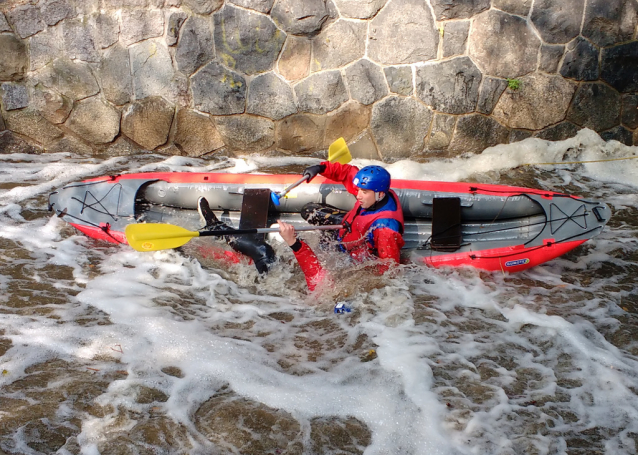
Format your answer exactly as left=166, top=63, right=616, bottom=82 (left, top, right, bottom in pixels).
left=477, top=77, right=508, bottom=115
left=448, top=114, right=509, bottom=155
left=130, top=40, right=175, bottom=101
left=415, top=57, right=482, bottom=114
left=324, top=101, right=371, bottom=146
left=510, top=129, right=533, bottom=143
left=582, top=0, right=637, bottom=47
left=65, top=96, right=120, bottom=144
left=560, top=37, right=599, bottom=81
left=601, top=41, right=638, bottom=93
left=213, top=4, right=286, bottom=75
left=294, top=70, right=348, bottom=115
left=621, top=94, right=638, bottom=129
left=431, top=0, right=490, bottom=20
left=0, top=82, right=28, bottom=110
left=64, top=17, right=100, bottom=63
left=120, top=9, right=164, bottom=47
left=384, top=66, right=413, bottom=96
left=31, top=84, right=73, bottom=124
left=368, top=0, right=438, bottom=65
left=492, top=73, right=577, bottom=130
left=166, top=11, right=188, bottom=46
left=175, top=15, right=215, bottom=76
left=104, top=136, right=143, bottom=157
left=311, top=19, right=366, bottom=71
left=174, top=108, right=224, bottom=157
left=333, top=0, right=386, bottom=19
left=530, top=0, right=585, bottom=44
left=41, top=0, right=74, bottom=26
left=29, top=27, right=62, bottom=71
left=247, top=73, right=296, bottom=120
left=469, top=9, right=540, bottom=79
left=4, top=108, right=63, bottom=145
left=370, top=96, right=433, bottom=159
left=0, top=130, right=43, bottom=154
left=182, top=0, right=224, bottom=15
left=348, top=131, right=380, bottom=160
left=427, top=113, right=456, bottom=150
left=0, top=12, right=11, bottom=32
left=534, top=121, right=579, bottom=141
left=492, top=0, right=532, bottom=16
left=7, top=4, right=45, bottom=38
left=442, top=20, right=470, bottom=58
left=94, top=11, right=120, bottom=49
left=0, top=34, right=28, bottom=81
left=344, top=59, right=388, bottom=106
left=229, top=0, right=275, bottom=14
left=539, top=44, right=564, bottom=73
left=37, top=58, right=100, bottom=101
left=47, top=135, right=94, bottom=155
left=278, top=36, right=311, bottom=81
left=191, top=62, right=246, bottom=115
left=567, top=82, right=621, bottom=131
left=600, top=125, right=633, bottom=146
left=276, top=113, right=326, bottom=153
left=98, top=44, right=133, bottom=106
left=214, top=115, right=274, bottom=151
left=271, top=0, right=331, bottom=36
left=121, top=97, right=174, bottom=150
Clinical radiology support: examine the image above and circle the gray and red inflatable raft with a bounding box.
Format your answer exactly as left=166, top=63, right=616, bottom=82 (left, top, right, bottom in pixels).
left=48, top=171, right=611, bottom=273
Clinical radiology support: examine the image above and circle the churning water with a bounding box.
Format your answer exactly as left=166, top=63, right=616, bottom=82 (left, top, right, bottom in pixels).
left=1, top=129, right=637, bottom=455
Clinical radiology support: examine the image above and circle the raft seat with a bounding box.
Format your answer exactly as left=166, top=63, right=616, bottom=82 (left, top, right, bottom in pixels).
left=431, top=197, right=462, bottom=252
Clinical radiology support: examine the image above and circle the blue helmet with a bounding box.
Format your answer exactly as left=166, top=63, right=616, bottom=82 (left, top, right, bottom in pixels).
left=352, top=166, right=391, bottom=192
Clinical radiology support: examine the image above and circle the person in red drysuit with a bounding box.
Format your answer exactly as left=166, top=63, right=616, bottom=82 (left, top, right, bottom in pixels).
left=278, top=162, right=405, bottom=291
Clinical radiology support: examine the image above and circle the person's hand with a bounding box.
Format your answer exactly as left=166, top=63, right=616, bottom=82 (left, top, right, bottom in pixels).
left=277, top=220, right=297, bottom=246
left=302, top=164, right=326, bottom=182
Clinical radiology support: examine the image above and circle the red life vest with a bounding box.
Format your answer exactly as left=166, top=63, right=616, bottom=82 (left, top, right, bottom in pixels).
left=338, top=189, right=404, bottom=254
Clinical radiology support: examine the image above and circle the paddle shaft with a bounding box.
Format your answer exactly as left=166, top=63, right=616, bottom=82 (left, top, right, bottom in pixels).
left=276, top=175, right=309, bottom=200
left=199, top=224, right=343, bottom=237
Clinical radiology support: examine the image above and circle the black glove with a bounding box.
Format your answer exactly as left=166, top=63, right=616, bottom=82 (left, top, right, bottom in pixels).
left=303, top=164, right=326, bottom=182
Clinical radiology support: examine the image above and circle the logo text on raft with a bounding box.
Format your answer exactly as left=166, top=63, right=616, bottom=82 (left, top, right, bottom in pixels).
left=505, top=258, right=530, bottom=267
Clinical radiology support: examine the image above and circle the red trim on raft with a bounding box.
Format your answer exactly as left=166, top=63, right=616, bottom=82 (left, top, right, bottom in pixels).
left=71, top=223, right=127, bottom=245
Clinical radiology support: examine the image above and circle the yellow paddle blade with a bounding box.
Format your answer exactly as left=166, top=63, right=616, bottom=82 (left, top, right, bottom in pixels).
left=328, top=137, right=352, bottom=164
left=125, top=223, right=200, bottom=252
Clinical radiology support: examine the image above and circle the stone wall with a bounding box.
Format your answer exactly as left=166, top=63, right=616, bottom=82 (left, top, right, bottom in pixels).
left=0, top=0, right=637, bottom=160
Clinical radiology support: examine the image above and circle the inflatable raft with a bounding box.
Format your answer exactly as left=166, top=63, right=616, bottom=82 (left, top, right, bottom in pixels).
left=48, top=171, right=611, bottom=273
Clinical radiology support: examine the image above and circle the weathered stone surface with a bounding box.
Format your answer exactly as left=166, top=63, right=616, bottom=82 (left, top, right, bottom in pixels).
left=101, top=0, right=149, bottom=7
left=0, top=131, right=42, bottom=154
left=29, top=27, right=62, bottom=72
left=427, top=113, right=456, bottom=150
left=530, top=0, right=585, bottom=44
left=600, top=125, right=633, bottom=146
left=65, top=96, right=120, bottom=144
left=167, top=11, right=188, bottom=46
left=311, top=19, right=366, bottom=72
left=182, top=0, right=223, bottom=15
left=4, top=108, right=63, bottom=145
left=68, top=0, right=100, bottom=16
left=47, top=135, right=94, bottom=155
left=344, top=59, right=387, bottom=106
left=333, top=0, right=386, bottom=19
left=368, top=0, right=438, bottom=65
left=0, top=12, right=11, bottom=32
left=175, top=15, right=214, bottom=76
left=601, top=42, right=638, bottom=93
left=348, top=131, right=380, bottom=159
left=174, top=108, right=224, bottom=156
left=415, top=57, right=482, bottom=114
left=0, top=82, right=28, bottom=110
left=469, top=9, right=540, bottom=79
left=130, top=40, right=175, bottom=100
left=384, top=66, right=413, bottom=96
left=7, top=4, right=45, bottom=38
left=214, top=4, right=286, bottom=75
left=214, top=115, right=274, bottom=151
left=431, top=0, right=490, bottom=20
left=278, top=36, right=311, bottom=81
left=97, top=44, right=132, bottom=106
left=621, top=94, right=638, bottom=129
left=492, top=0, right=532, bottom=16
left=246, top=73, right=296, bottom=120
left=271, top=0, right=331, bottom=36
left=37, top=59, right=100, bottom=101
left=104, top=136, right=143, bottom=157
left=294, top=70, right=348, bottom=114
left=442, top=20, right=470, bottom=58
left=94, top=11, right=119, bottom=49
left=276, top=113, right=326, bottom=153
left=477, top=77, right=508, bottom=115
left=582, top=0, right=638, bottom=47
left=567, top=82, right=621, bottom=131
left=0, top=34, right=28, bottom=81
left=0, top=114, right=4, bottom=131
left=120, top=9, right=164, bottom=47
left=370, top=96, right=433, bottom=158
left=510, top=129, right=533, bottom=143
left=64, top=18, right=100, bottom=63
left=166, top=72, right=192, bottom=107
left=121, top=96, right=174, bottom=150
left=448, top=114, right=509, bottom=155
left=31, top=84, right=73, bottom=124
left=324, top=100, right=371, bottom=145
left=534, top=121, right=579, bottom=141
left=192, top=62, right=246, bottom=115
left=539, top=44, right=564, bottom=73
left=560, top=37, right=599, bottom=81
left=229, top=0, right=275, bottom=14
left=492, top=73, right=576, bottom=130
left=41, top=0, right=74, bottom=26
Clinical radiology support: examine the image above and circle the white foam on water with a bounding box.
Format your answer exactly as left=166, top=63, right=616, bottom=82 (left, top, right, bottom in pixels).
left=1, top=131, right=638, bottom=454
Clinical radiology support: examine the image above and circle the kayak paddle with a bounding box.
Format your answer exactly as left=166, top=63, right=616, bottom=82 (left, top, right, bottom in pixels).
left=125, top=223, right=343, bottom=252
left=270, top=137, right=352, bottom=206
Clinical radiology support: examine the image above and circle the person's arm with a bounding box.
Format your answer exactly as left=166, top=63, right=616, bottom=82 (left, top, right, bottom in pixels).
left=278, top=220, right=326, bottom=292
left=372, top=227, right=405, bottom=274
left=320, top=161, right=360, bottom=195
